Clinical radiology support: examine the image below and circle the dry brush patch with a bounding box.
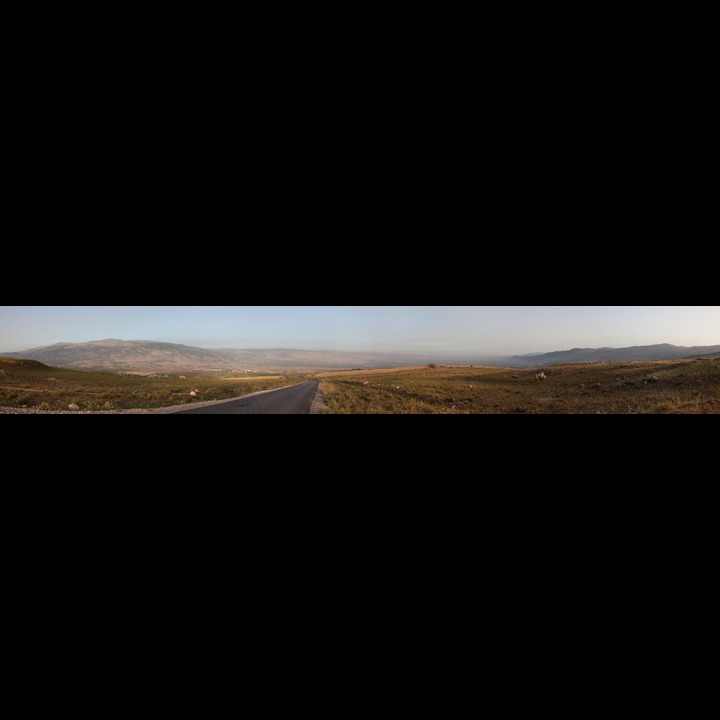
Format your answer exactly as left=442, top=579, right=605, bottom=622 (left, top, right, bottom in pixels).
left=317, top=361, right=720, bottom=414
left=0, top=358, right=300, bottom=411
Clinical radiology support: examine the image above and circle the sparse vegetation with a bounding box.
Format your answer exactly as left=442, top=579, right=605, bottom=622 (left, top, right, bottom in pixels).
left=316, top=360, right=720, bottom=414
left=4, top=355, right=719, bottom=414
left=0, top=358, right=300, bottom=411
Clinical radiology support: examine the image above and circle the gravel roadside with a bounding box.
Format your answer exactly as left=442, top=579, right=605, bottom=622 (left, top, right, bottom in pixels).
left=309, top=382, right=325, bottom=414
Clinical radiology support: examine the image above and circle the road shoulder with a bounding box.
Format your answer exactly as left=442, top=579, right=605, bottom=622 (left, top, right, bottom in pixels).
left=309, top=381, right=325, bottom=414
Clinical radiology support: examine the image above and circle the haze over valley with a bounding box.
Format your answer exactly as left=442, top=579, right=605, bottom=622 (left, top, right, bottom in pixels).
left=1, top=307, right=719, bottom=414
left=3, top=306, right=720, bottom=357
left=1, top=339, right=435, bottom=373
left=3, top=338, right=720, bottom=374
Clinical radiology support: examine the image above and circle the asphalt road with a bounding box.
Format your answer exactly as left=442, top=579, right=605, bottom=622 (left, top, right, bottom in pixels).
left=174, top=380, right=319, bottom=415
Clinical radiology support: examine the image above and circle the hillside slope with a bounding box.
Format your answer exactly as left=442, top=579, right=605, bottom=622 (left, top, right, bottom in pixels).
left=0, top=356, right=297, bottom=410
left=1, top=340, right=431, bottom=372
left=506, top=343, right=720, bottom=367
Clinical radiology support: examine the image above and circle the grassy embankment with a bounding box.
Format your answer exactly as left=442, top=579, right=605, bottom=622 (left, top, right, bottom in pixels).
left=316, top=360, right=720, bottom=414
left=0, top=358, right=299, bottom=410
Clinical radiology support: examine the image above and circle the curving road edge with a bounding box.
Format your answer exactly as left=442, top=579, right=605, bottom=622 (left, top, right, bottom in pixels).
left=173, top=380, right=320, bottom=415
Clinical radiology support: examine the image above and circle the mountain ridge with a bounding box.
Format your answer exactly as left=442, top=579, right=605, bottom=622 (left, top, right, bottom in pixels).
left=0, top=339, right=434, bottom=372
left=506, top=343, right=720, bottom=367
left=3, top=339, right=720, bottom=373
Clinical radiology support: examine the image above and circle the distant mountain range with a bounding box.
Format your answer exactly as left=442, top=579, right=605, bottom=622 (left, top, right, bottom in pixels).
left=505, top=343, right=720, bottom=367
left=2, top=339, right=719, bottom=373
left=0, top=339, right=433, bottom=372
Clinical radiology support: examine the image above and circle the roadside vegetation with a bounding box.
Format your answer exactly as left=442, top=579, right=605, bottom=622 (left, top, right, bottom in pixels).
left=0, top=358, right=299, bottom=411
left=316, top=360, right=720, bottom=414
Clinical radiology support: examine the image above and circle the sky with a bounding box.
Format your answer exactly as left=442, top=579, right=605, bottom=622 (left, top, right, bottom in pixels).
left=0, top=306, right=719, bottom=356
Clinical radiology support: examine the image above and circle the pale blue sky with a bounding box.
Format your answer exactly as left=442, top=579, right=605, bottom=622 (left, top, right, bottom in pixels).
left=1, top=306, right=719, bottom=355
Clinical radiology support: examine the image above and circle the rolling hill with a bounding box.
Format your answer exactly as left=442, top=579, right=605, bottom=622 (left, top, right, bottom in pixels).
left=5, top=339, right=720, bottom=374
left=0, top=339, right=432, bottom=373
left=506, top=343, right=720, bottom=367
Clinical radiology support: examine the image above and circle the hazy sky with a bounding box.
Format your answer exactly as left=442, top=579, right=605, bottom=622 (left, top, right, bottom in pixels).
left=1, top=306, right=719, bottom=355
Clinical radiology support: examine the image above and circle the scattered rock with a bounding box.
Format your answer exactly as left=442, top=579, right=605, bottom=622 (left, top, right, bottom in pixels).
left=68, top=403, right=80, bottom=411
left=512, top=375, right=520, bottom=379
left=189, top=391, right=200, bottom=397
left=644, top=377, right=660, bottom=384
left=536, top=372, right=547, bottom=381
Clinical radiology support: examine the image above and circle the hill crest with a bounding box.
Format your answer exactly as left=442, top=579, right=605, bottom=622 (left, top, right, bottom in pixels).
left=0, top=340, right=432, bottom=372
left=507, top=343, right=720, bottom=367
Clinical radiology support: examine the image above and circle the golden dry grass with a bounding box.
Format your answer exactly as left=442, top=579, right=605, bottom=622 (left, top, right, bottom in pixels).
left=217, top=375, right=282, bottom=382
left=316, top=361, right=720, bottom=414
left=0, top=358, right=299, bottom=410
left=315, top=366, right=428, bottom=378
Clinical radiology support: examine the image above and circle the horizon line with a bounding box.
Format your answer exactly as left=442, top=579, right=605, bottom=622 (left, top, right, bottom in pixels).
left=3, top=337, right=720, bottom=358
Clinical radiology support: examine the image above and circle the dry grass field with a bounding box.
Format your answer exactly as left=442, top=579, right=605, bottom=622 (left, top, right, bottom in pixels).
left=316, top=360, right=720, bottom=414
left=0, top=358, right=298, bottom=411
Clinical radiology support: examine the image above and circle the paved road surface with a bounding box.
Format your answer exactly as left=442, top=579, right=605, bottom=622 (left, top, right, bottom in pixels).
left=174, top=380, right=319, bottom=415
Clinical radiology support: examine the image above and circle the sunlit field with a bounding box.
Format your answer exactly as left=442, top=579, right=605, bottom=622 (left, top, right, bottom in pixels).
left=0, top=358, right=298, bottom=411
left=316, top=360, right=720, bottom=414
